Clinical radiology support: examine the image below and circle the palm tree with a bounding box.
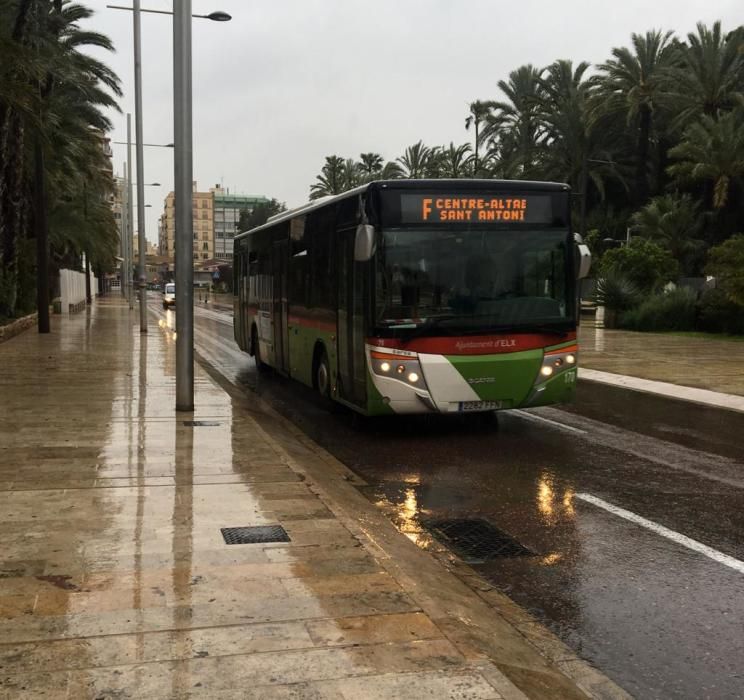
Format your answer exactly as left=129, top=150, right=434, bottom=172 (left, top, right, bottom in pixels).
left=663, top=22, right=744, bottom=130
left=397, top=141, right=432, bottom=178
left=380, top=160, right=403, bottom=179
left=667, top=108, right=744, bottom=209
left=439, top=142, right=473, bottom=178
left=630, top=193, right=703, bottom=273
left=465, top=100, right=495, bottom=174
left=341, top=158, right=362, bottom=190
left=358, top=152, right=383, bottom=180
left=591, top=30, right=676, bottom=204
left=481, top=65, right=544, bottom=178
left=423, top=146, right=443, bottom=178
left=310, top=155, right=346, bottom=199
left=538, top=60, right=629, bottom=235
left=0, top=1, right=121, bottom=319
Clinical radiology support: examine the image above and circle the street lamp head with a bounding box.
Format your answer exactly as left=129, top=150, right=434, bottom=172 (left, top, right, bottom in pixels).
left=149, top=182, right=161, bottom=186
left=165, top=143, right=174, bottom=148
left=206, top=11, right=231, bottom=21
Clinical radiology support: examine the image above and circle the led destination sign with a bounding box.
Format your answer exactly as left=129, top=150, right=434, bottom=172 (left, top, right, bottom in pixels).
left=398, top=193, right=554, bottom=225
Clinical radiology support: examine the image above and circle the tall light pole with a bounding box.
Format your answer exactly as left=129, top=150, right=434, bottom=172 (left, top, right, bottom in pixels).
left=121, top=160, right=128, bottom=298
left=174, top=0, right=194, bottom=411
left=126, top=114, right=134, bottom=309
left=108, top=2, right=231, bottom=410
left=133, top=0, right=148, bottom=331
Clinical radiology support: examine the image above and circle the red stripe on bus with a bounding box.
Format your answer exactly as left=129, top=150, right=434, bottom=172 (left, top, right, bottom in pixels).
left=367, top=331, right=576, bottom=355
left=287, top=314, right=336, bottom=334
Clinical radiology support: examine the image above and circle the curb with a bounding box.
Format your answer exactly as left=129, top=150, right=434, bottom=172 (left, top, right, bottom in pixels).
left=0, top=312, right=37, bottom=344
left=188, top=341, right=631, bottom=700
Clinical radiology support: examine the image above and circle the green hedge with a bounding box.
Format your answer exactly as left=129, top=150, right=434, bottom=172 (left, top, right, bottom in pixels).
left=619, top=288, right=697, bottom=331
left=696, top=288, right=744, bottom=335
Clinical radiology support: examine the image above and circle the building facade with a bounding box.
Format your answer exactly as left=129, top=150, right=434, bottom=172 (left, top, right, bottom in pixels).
left=212, top=186, right=268, bottom=260
left=158, top=182, right=267, bottom=263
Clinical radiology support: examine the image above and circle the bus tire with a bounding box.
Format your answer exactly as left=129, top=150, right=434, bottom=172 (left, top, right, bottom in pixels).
left=315, top=348, right=331, bottom=399
left=252, top=326, right=269, bottom=373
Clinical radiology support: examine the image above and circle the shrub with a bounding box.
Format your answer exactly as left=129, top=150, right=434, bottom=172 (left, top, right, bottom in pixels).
left=600, top=238, right=679, bottom=293
left=696, top=288, right=744, bottom=335
left=593, top=273, right=641, bottom=312
left=619, top=287, right=698, bottom=332
left=705, top=234, right=744, bottom=307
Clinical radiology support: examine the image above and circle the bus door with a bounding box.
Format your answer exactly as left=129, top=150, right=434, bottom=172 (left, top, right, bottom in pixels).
left=336, top=229, right=367, bottom=406
left=272, top=239, right=290, bottom=373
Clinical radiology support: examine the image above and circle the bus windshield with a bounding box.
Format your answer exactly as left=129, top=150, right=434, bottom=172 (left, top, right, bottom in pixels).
left=375, top=227, right=572, bottom=333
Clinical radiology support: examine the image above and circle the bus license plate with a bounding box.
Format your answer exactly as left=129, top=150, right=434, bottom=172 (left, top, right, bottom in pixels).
left=458, top=400, right=501, bottom=412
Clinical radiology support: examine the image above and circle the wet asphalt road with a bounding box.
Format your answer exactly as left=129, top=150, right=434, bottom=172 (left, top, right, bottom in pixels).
left=157, top=303, right=744, bottom=699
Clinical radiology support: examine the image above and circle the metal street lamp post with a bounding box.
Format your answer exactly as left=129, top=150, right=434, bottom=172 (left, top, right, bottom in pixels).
left=133, top=0, right=148, bottom=332
left=108, top=0, right=231, bottom=410
left=113, top=141, right=173, bottom=148
left=126, top=114, right=134, bottom=309
left=107, top=5, right=232, bottom=21
left=174, top=0, right=194, bottom=411
left=120, top=159, right=128, bottom=299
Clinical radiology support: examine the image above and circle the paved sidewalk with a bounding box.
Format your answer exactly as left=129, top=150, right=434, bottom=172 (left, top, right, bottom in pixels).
left=0, top=298, right=623, bottom=699
left=578, top=324, right=744, bottom=406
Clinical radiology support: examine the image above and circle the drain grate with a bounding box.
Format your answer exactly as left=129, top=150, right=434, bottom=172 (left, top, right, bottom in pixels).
left=426, top=518, right=533, bottom=563
left=183, top=421, right=221, bottom=427
left=220, top=525, right=290, bottom=545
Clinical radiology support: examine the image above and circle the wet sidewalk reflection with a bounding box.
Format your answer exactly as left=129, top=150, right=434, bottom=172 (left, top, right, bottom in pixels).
left=578, top=324, right=744, bottom=396
left=0, top=299, right=608, bottom=698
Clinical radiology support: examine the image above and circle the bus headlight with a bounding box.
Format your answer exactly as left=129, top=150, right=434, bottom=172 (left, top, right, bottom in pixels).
left=535, top=347, right=578, bottom=385
left=371, top=351, right=427, bottom=389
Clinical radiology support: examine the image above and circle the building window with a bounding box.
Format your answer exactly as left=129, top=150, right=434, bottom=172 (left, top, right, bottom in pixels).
left=202, top=242, right=208, bottom=250
left=193, top=253, right=198, bottom=260
left=202, top=253, right=209, bottom=259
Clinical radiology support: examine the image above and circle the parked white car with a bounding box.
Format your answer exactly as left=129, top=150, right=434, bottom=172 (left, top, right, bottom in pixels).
left=162, top=283, right=175, bottom=309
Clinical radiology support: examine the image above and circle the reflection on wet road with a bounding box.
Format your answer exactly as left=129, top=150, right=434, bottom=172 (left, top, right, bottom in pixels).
left=163, top=302, right=744, bottom=699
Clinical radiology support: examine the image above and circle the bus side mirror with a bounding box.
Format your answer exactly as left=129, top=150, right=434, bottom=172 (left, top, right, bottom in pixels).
left=354, top=224, right=376, bottom=262
left=576, top=243, right=592, bottom=279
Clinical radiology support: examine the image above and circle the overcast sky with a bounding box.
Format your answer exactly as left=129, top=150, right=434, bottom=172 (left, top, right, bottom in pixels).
left=86, top=0, right=742, bottom=244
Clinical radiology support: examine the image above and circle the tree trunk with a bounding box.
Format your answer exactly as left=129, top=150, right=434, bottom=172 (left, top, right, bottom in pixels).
left=579, top=156, right=588, bottom=237
left=85, top=253, right=92, bottom=304
left=636, top=105, right=651, bottom=205
left=34, top=138, right=50, bottom=333
left=474, top=121, right=479, bottom=176
left=0, top=0, right=34, bottom=316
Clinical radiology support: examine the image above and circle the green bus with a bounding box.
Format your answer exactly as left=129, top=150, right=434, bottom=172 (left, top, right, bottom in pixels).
left=233, top=179, right=590, bottom=416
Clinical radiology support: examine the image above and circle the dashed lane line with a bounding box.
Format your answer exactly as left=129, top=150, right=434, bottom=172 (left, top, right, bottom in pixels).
left=512, top=409, right=588, bottom=434
left=577, top=492, right=744, bottom=575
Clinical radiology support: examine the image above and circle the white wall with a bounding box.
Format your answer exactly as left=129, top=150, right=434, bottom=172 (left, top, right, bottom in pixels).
left=59, top=269, right=97, bottom=312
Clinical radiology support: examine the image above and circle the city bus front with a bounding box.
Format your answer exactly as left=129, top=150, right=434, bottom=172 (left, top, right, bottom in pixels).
left=363, top=183, right=585, bottom=415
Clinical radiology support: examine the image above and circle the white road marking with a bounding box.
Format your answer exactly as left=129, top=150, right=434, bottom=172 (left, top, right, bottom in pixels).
left=512, top=409, right=587, bottom=434
left=577, top=492, right=744, bottom=575
left=579, top=368, right=744, bottom=414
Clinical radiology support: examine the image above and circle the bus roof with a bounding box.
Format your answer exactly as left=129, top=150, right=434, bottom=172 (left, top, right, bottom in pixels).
left=234, top=179, right=569, bottom=241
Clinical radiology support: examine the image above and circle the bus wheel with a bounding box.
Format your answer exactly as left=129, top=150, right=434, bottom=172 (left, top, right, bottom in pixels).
left=316, top=350, right=331, bottom=398
left=252, top=327, right=269, bottom=373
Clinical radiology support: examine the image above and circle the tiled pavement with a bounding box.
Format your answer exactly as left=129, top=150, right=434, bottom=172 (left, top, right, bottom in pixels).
left=0, top=299, right=626, bottom=699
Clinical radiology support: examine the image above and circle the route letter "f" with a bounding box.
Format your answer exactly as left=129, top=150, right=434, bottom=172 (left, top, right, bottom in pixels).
left=422, top=198, right=433, bottom=221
